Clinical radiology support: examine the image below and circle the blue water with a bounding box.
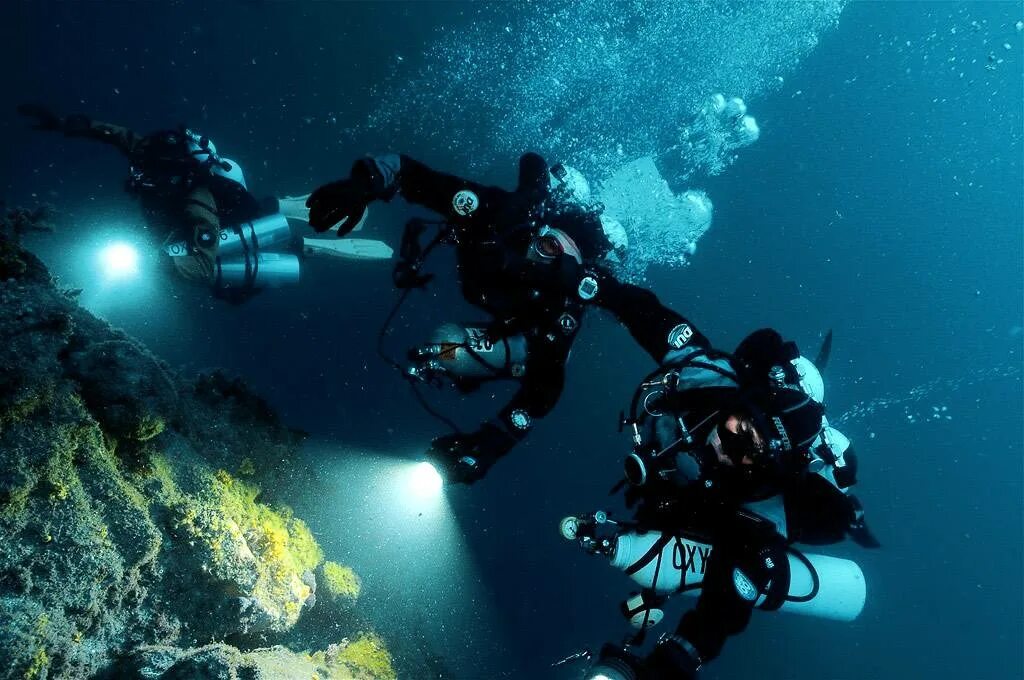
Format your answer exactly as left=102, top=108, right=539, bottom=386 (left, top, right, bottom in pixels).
left=2, top=2, right=1021, bottom=678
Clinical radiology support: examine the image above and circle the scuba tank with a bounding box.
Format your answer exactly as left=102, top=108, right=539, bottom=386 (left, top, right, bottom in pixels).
left=215, top=252, right=300, bottom=290
left=562, top=512, right=867, bottom=627
left=212, top=214, right=299, bottom=290
left=406, top=323, right=528, bottom=386
left=164, top=212, right=301, bottom=293
left=163, top=213, right=292, bottom=258
left=215, top=213, right=292, bottom=256
left=609, top=530, right=865, bottom=622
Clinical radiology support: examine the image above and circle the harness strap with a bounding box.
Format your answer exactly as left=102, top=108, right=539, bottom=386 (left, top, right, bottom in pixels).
left=624, top=533, right=674, bottom=577
left=780, top=547, right=820, bottom=604
left=377, top=221, right=467, bottom=434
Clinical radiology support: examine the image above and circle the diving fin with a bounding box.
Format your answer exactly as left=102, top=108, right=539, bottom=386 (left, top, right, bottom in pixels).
left=814, top=330, right=833, bottom=372
left=279, top=194, right=367, bottom=232
left=303, top=237, right=393, bottom=260
left=277, top=194, right=311, bottom=224
left=849, top=521, right=881, bottom=549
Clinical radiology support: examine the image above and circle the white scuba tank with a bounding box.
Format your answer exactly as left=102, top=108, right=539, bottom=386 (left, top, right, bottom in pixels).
left=164, top=213, right=293, bottom=258
left=216, top=252, right=300, bottom=288
left=608, top=530, right=866, bottom=622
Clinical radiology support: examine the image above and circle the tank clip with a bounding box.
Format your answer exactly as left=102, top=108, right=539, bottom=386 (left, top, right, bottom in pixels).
left=622, top=591, right=666, bottom=630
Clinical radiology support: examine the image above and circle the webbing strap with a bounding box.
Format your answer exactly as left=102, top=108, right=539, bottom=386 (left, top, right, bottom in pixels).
left=624, top=533, right=673, bottom=577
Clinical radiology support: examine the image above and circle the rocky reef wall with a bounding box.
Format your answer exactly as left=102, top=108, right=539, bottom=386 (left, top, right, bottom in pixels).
left=0, top=211, right=394, bottom=680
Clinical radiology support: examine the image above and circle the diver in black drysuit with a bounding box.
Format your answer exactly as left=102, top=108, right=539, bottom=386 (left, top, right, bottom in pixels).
left=307, top=152, right=636, bottom=483
left=306, top=152, right=877, bottom=676
left=16, top=104, right=278, bottom=300
left=569, top=288, right=878, bottom=679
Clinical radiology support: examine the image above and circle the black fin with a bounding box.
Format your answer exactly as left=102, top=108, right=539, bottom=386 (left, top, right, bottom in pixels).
left=850, top=523, right=881, bottom=549
left=814, top=330, right=833, bottom=372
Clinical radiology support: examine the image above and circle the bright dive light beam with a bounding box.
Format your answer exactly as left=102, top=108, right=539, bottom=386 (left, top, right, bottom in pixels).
left=408, top=461, right=444, bottom=500
left=99, top=242, right=140, bottom=279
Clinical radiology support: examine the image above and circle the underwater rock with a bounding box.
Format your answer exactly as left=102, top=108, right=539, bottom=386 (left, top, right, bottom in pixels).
left=165, top=468, right=324, bottom=635
left=125, top=637, right=396, bottom=680
left=0, top=204, right=53, bottom=281
left=319, top=561, right=362, bottom=608
left=0, top=227, right=387, bottom=679
left=65, top=340, right=178, bottom=446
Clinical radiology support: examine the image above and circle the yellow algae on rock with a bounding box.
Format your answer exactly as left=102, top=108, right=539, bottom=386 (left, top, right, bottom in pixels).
left=310, top=634, right=397, bottom=680
left=321, top=561, right=362, bottom=604
left=0, top=224, right=397, bottom=679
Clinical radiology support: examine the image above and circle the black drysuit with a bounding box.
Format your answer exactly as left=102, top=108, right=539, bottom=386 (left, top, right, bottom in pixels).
left=590, top=288, right=868, bottom=677
left=353, top=153, right=685, bottom=478
left=24, top=113, right=261, bottom=284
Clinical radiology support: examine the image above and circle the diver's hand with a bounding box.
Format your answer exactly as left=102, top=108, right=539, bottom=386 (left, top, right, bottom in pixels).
left=585, top=644, right=650, bottom=680
left=305, top=177, right=372, bottom=235
left=425, top=424, right=516, bottom=485
left=16, top=104, right=63, bottom=132
left=426, top=433, right=490, bottom=485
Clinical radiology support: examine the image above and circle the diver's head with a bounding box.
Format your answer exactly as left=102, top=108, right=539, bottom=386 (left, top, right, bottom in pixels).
left=717, top=387, right=824, bottom=472
left=714, top=413, right=766, bottom=467
left=545, top=163, right=630, bottom=263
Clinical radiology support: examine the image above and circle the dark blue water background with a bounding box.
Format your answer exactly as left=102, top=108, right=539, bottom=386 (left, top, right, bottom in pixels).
left=2, top=2, right=1021, bottom=678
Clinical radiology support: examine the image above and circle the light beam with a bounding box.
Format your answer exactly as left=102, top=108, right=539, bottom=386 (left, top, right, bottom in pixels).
left=98, top=242, right=140, bottom=279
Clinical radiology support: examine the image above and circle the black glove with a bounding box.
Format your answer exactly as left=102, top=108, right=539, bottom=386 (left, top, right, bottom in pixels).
left=16, top=104, right=63, bottom=132
left=425, top=423, right=516, bottom=485
left=305, top=175, right=374, bottom=235
left=643, top=635, right=701, bottom=680
left=426, top=433, right=487, bottom=485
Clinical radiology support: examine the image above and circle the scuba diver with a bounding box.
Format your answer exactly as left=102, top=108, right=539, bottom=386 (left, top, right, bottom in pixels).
left=553, top=285, right=878, bottom=679
left=306, top=152, right=626, bottom=484
left=16, top=104, right=391, bottom=301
